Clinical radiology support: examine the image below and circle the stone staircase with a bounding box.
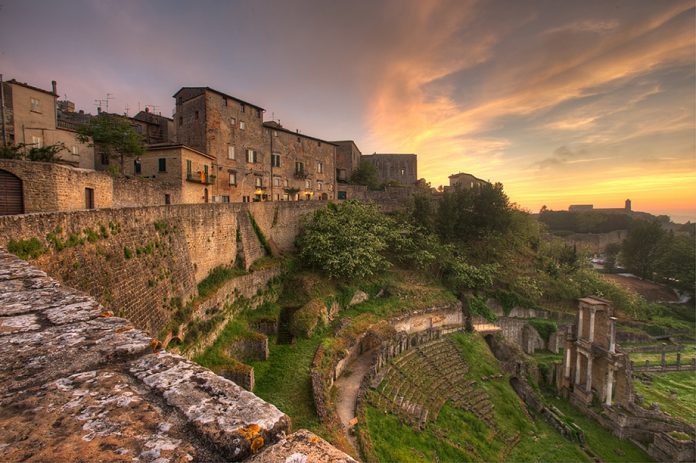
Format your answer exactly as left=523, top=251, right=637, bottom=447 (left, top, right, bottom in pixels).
left=369, top=338, right=496, bottom=429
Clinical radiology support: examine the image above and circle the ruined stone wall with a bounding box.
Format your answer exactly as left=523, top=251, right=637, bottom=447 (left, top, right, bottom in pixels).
left=564, top=230, right=629, bottom=254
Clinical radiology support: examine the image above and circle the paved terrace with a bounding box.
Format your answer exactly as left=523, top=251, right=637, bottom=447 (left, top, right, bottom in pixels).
left=0, top=250, right=354, bottom=463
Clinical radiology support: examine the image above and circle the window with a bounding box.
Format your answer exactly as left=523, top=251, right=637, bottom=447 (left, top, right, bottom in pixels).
left=194, top=111, right=199, bottom=120
left=179, top=117, right=183, bottom=126
left=31, top=136, right=43, bottom=148
left=240, top=104, right=245, bottom=113
left=223, top=97, right=228, bottom=107
left=227, top=145, right=235, bottom=160
left=400, top=168, right=406, bottom=176
left=318, top=141, right=321, bottom=147
left=295, top=161, right=304, bottom=173
left=271, top=153, right=281, bottom=167
left=255, top=177, right=263, bottom=187
left=100, top=152, right=109, bottom=165
left=305, top=179, right=311, bottom=189
left=71, top=146, right=79, bottom=155
left=85, top=188, right=95, bottom=209
left=186, top=160, right=192, bottom=177
left=337, top=169, right=347, bottom=181
left=283, top=178, right=289, bottom=187
left=338, top=191, right=347, bottom=200
left=246, top=149, right=257, bottom=163
left=134, top=159, right=142, bottom=174
left=317, top=162, right=323, bottom=173
left=158, top=158, right=166, bottom=172
left=240, top=121, right=246, bottom=130
left=297, top=136, right=301, bottom=143
left=256, top=108, right=262, bottom=118
left=317, top=181, right=323, bottom=191
left=231, top=117, right=236, bottom=126
left=164, top=194, right=171, bottom=205
left=243, top=195, right=250, bottom=203
left=229, top=171, right=237, bottom=186
left=221, top=195, right=230, bottom=203
left=30, top=98, right=40, bottom=112
left=274, top=130, right=278, bottom=137
left=273, top=176, right=281, bottom=187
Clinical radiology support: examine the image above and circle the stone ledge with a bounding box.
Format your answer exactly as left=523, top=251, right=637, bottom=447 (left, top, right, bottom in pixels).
left=0, top=250, right=295, bottom=461
left=246, top=429, right=357, bottom=463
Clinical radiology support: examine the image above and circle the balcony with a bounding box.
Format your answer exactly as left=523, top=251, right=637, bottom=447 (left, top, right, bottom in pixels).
left=294, top=171, right=309, bottom=180
left=186, top=172, right=216, bottom=185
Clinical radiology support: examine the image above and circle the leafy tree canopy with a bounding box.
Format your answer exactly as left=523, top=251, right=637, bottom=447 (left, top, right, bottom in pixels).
left=621, top=220, right=665, bottom=279
left=77, top=113, right=145, bottom=173
left=0, top=142, right=66, bottom=163
left=350, top=160, right=381, bottom=190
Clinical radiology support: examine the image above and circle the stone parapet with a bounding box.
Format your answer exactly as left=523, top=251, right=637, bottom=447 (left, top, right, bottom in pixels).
left=0, top=249, right=305, bottom=461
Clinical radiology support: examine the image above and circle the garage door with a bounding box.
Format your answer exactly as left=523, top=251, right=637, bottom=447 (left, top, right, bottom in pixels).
left=0, top=169, right=24, bottom=215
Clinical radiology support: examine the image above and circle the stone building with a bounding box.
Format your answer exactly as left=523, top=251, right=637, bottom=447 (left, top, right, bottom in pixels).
left=361, top=153, right=417, bottom=186
left=264, top=121, right=336, bottom=201
left=332, top=140, right=361, bottom=183
left=174, top=87, right=268, bottom=203
left=121, top=143, right=216, bottom=204
left=131, top=109, right=176, bottom=145
left=559, top=296, right=631, bottom=407
left=448, top=172, right=490, bottom=190
left=1, top=79, right=94, bottom=168
left=174, top=86, right=336, bottom=203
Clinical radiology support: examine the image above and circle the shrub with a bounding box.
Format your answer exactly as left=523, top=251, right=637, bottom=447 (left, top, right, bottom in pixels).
left=468, top=296, right=497, bottom=322
left=248, top=212, right=272, bottom=255
left=197, top=265, right=246, bottom=299
left=7, top=238, right=45, bottom=260
left=528, top=319, right=557, bottom=342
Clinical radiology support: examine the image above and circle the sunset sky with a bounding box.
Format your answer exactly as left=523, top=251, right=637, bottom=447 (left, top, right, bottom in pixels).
left=1, top=0, right=694, bottom=221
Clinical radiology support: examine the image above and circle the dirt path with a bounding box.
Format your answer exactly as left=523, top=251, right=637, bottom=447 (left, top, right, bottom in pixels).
left=333, top=351, right=373, bottom=451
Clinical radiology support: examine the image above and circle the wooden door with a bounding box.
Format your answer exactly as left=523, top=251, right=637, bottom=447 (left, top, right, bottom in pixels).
left=0, top=170, right=24, bottom=215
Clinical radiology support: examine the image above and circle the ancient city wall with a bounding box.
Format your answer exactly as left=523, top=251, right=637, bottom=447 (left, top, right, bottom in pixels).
left=0, top=202, right=323, bottom=334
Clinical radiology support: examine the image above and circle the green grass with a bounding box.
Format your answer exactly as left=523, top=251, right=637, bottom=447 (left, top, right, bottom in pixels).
left=197, top=265, right=247, bottom=299
left=628, top=345, right=696, bottom=367
left=633, top=371, right=696, bottom=424
left=248, top=332, right=326, bottom=433
left=363, top=332, right=591, bottom=462
left=543, top=395, right=652, bottom=462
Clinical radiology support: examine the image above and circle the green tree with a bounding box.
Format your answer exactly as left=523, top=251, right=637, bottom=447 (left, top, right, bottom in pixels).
left=412, top=191, right=435, bottom=233
left=350, top=160, right=380, bottom=190
left=604, top=242, right=622, bottom=272
left=0, top=142, right=66, bottom=162
left=621, top=220, right=665, bottom=279
left=296, top=201, right=393, bottom=279
left=654, top=233, right=695, bottom=293
left=77, top=113, right=145, bottom=173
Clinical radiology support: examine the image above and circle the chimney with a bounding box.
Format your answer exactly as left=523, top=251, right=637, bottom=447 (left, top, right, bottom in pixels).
left=145, top=107, right=149, bottom=113
left=51, top=80, right=57, bottom=96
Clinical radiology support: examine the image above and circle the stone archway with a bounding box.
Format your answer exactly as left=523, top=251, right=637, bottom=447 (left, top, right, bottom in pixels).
left=0, top=169, right=24, bottom=215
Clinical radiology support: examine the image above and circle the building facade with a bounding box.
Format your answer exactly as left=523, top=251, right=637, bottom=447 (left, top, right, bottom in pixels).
left=332, top=140, right=361, bottom=183
left=122, top=143, right=216, bottom=204
left=361, top=153, right=417, bottom=186
left=448, top=172, right=489, bottom=190
left=1, top=79, right=94, bottom=168
left=265, top=121, right=336, bottom=201
left=174, top=86, right=336, bottom=203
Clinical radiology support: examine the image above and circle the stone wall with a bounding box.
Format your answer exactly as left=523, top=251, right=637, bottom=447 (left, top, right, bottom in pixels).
left=112, top=175, right=181, bottom=207
left=564, top=229, right=629, bottom=254
left=0, top=159, right=113, bottom=212
left=0, top=202, right=321, bottom=335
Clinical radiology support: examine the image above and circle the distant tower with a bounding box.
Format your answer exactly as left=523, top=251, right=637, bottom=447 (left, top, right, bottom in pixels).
left=625, top=199, right=631, bottom=211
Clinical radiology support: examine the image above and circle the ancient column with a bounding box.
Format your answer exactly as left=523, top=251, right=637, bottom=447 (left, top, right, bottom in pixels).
left=575, top=352, right=582, bottom=385
left=577, top=309, right=584, bottom=340
left=585, top=356, right=593, bottom=393
left=564, top=347, right=572, bottom=378
left=605, top=368, right=614, bottom=406
left=588, top=309, right=596, bottom=343
left=609, top=317, right=617, bottom=353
